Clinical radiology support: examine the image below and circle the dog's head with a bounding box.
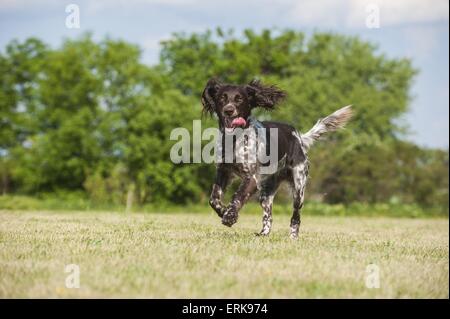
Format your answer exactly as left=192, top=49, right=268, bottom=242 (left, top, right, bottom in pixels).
left=201, top=78, right=286, bottom=133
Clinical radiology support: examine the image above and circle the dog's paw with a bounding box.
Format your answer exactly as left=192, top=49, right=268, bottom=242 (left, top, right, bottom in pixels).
left=222, top=210, right=238, bottom=227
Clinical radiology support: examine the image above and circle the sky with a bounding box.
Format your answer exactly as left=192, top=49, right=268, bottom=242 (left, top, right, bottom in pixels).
left=0, top=0, right=448, bottom=149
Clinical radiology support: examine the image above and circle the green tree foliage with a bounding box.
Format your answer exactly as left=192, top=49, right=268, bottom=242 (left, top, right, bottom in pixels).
left=160, top=29, right=415, bottom=138
left=1, top=35, right=208, bottom=203
left=0, top=30, right=448, bottom=213
left=160, top=29, right=447, bottom=211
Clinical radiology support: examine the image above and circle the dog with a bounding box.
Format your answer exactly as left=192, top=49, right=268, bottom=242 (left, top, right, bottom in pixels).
left=202, top=78, right=352, bottom=238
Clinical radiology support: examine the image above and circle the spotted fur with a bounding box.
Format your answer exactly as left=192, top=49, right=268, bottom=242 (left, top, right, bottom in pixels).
left=203, top=79, right=352, bottom=238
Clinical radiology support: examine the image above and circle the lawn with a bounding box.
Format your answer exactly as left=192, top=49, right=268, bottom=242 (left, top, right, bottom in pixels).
left=0, top=210, right=448, bottom=298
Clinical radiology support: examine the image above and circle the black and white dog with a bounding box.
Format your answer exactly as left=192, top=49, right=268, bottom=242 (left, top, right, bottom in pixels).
left=202, top=78, right=352, bottom=238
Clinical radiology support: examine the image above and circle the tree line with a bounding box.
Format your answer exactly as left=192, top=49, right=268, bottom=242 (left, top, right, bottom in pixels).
left=0, top=29, right=448, bottom=213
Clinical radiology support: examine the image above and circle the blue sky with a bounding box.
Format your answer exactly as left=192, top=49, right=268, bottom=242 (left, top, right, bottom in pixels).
left=1, top=0, right=448, bottom=149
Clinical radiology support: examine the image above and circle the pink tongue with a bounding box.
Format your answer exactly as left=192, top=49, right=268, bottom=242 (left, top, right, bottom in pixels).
left=231, top=117, right=246, bottom=127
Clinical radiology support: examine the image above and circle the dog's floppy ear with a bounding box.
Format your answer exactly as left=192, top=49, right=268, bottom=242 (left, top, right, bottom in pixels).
left=201, top=78, right=223, bottom=115
left=245, top=79, right=286, bottom=110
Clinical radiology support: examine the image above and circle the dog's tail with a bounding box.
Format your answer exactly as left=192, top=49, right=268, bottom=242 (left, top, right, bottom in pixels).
left=301, top=105, right=353, bottom=150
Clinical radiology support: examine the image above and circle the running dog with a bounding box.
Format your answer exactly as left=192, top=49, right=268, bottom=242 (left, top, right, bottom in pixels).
left=202, top=78, right=352, bottom=238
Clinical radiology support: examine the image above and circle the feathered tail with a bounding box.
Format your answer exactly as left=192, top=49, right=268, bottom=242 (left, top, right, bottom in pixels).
left=301, top=105, right=353, bottom=150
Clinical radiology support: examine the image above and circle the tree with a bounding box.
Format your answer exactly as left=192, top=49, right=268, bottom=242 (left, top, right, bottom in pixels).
left=160, top=29, right=443, bottom=208
left=1, top=35, right=209, bottom=204
left=0, top=30, right=447, bottom=212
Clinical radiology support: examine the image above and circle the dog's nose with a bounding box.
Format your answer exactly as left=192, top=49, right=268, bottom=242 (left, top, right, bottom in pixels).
left=224, top=109, right=234, bottom=116
left=223, top=105, right=236, bottom=116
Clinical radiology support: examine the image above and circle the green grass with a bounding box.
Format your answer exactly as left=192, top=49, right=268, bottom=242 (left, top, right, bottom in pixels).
left=0, top=210, right=448, bottom=298
left=1, top=194, right=448, bottom=217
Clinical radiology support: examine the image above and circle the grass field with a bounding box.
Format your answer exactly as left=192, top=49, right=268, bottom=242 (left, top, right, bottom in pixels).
left=0, top=210, right=448, bottom=298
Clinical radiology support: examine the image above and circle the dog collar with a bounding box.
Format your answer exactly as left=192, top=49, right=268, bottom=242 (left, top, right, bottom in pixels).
left=247, top=116, right=264, bottom=130
left=247, top=116, right=266, bottom=145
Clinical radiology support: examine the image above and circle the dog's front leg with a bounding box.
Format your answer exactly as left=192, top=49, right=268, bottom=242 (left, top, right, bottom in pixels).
left=209, top=166, right=231, bottom=218
left=222, top=176, right=257, bottom=227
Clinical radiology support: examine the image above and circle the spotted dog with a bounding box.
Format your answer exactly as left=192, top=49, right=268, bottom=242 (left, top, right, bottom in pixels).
left=202, top=78, right=352, bottom=238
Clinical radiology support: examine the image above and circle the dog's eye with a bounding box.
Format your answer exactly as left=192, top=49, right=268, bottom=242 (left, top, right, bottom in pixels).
left=220, top=94, right=227, bottom=102
left=235, top=95, right=242, bottom=102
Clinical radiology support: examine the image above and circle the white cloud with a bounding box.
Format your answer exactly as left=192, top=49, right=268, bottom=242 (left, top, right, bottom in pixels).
left=0, top=0, right=198, bottom=12
left=287, top=0, right=449, bottom=28
left=0, top=0, right=59, bottom=11
left=85, top=0, right=198, bottom=14
left=288, top=0, right=349, bottom=28
left=347, top=0, right=449, bottom=28
left=3, top=0, right=448, bottom=28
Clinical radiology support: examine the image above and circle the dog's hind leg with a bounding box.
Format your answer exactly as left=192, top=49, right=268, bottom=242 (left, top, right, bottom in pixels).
left=258, top=194, right=274, bottom=236
left=290, top=162, right=309, bottom=239
left=256, top=176, right=281, bottom=236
